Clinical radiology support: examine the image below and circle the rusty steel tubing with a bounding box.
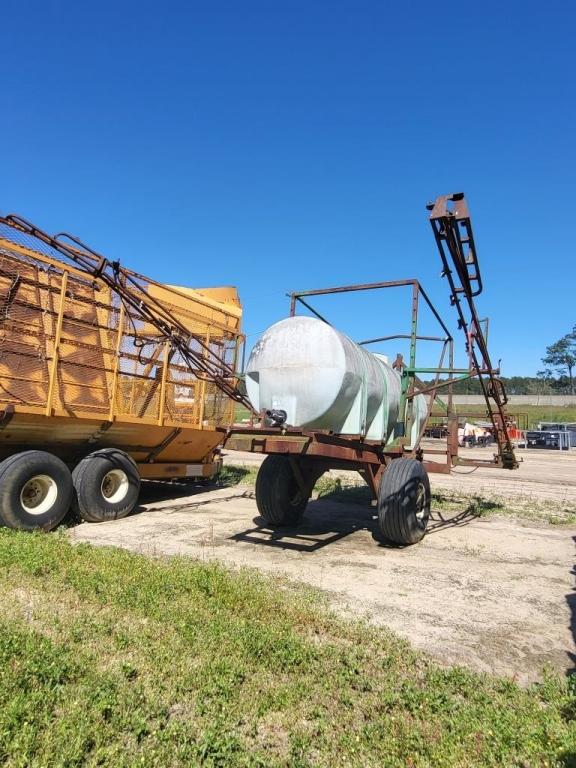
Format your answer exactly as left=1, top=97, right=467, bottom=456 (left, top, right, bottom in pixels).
left=2, top=214, right=255, bottom=413
left=427, top=193, right=517, bottom=468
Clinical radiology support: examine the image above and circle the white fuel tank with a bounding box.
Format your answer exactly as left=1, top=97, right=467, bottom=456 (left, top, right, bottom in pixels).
left=246, top=316, right=426, bottom=447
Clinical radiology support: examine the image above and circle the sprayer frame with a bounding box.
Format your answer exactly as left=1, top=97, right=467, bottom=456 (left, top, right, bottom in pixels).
left=224, top=193, right=518, bottom=510
left=225, top=279, right=504, bottom=501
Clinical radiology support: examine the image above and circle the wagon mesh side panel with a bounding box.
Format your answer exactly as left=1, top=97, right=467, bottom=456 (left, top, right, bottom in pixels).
left=0, top=222, right=241, bottom=429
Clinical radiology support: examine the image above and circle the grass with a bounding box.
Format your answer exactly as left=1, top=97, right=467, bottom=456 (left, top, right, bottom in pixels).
left=216, top=463, right=259, bottom=487
left=316, top=476, right=576, bottom=526
left=1, top=530, right=576, bottom=767
left=435, top=404, right=576, bottom=429
left=233, top=404, right=254, bottom=423
left=430, top=491, right=576, bottom=527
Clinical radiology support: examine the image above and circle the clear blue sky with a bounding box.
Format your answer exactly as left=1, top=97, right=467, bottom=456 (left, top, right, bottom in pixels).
left=3, top=0, right=574, bottom=375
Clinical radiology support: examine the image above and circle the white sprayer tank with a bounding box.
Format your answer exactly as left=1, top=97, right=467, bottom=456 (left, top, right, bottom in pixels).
left=246, top=316, right=426, bottom=447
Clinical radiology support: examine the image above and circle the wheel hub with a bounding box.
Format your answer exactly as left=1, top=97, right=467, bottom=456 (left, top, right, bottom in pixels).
left=20, top=475, right=58, bottom=515
left=415, top=481, right=427, bottom=521
left=100, top=469, right=129, bottom=504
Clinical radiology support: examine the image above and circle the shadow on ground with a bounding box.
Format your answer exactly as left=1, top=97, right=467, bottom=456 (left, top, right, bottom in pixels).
left=139, top=465, right=255, bottom=504
left=63, top=472, right=254, bottom=528
left=427, top=492, right=503, bottom=534
left=67, top=473, right=502, bottom=556
left=230, top=490, right=495, bottom=553
left=231, top=499, right=376, bottom=553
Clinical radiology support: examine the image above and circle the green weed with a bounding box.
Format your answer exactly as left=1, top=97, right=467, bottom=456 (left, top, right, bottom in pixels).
left=215, top=464, right=259, bottom=487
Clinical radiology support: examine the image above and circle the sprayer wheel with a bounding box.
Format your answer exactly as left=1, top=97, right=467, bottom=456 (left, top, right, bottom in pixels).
left=255, top=455, right=311, bottom=527
left=377, top=458, right=430, bottom=545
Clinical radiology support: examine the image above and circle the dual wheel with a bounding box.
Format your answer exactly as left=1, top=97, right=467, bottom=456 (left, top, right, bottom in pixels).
left=0, top=449, right=140, bottom=532
left=255, top=455, right=430, bottom=546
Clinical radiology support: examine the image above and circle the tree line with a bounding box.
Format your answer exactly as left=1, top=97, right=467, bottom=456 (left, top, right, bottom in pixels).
left=422, top=326, right=576, bottom=395
left=538, top=326, right=576, bottom=395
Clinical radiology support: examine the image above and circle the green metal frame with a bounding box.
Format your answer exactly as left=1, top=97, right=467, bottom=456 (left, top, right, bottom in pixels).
left=289, top=278, right=460, bottom=451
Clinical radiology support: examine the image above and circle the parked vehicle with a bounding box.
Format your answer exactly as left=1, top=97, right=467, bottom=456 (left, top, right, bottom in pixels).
left=0, top=214, right=247, bottom=530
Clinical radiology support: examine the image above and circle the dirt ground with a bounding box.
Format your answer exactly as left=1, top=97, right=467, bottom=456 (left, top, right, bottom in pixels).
left=70, top=447, right=576, bottom=684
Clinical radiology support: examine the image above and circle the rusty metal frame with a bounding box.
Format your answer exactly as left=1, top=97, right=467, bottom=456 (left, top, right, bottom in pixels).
left=0, top=214, right=254, bottom=412
left=427, top=193, right=517, bottom=469
left=287, top=277, right=457, bottom=455
left=227, top=192, right=519, bottom=485
left=0, top=193, right=517, bottom=495
left=228, top=279, right=455, bottom=482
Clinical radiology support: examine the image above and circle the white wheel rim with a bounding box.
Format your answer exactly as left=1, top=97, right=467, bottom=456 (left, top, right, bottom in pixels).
left=101, top=469, right=129, bottom=504
left=415, top=482, right=427, bottom=522
left=20, top=475, right=58, bottom=515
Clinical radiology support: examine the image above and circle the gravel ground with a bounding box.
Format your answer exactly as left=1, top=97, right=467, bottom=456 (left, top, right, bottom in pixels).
left=70, top=446, right=576, bottom=684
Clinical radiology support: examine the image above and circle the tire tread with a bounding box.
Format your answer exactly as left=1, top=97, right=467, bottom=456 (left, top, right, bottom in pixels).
left=0, top=451, right=73, bottom=531
left=255, top=455, right=309, bottom=526
left=72, top=448, right=140, bottom=523
left=378, top=458, right=430, bottom=545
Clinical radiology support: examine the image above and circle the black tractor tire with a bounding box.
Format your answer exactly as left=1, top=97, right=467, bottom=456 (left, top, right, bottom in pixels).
left=0, top=451, right=73, bottom=531
left=72, top=448, right=140, bottom=523
left=377, top=458, right=430, bottom=545
left=255, top=455, right=315, bottom=527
